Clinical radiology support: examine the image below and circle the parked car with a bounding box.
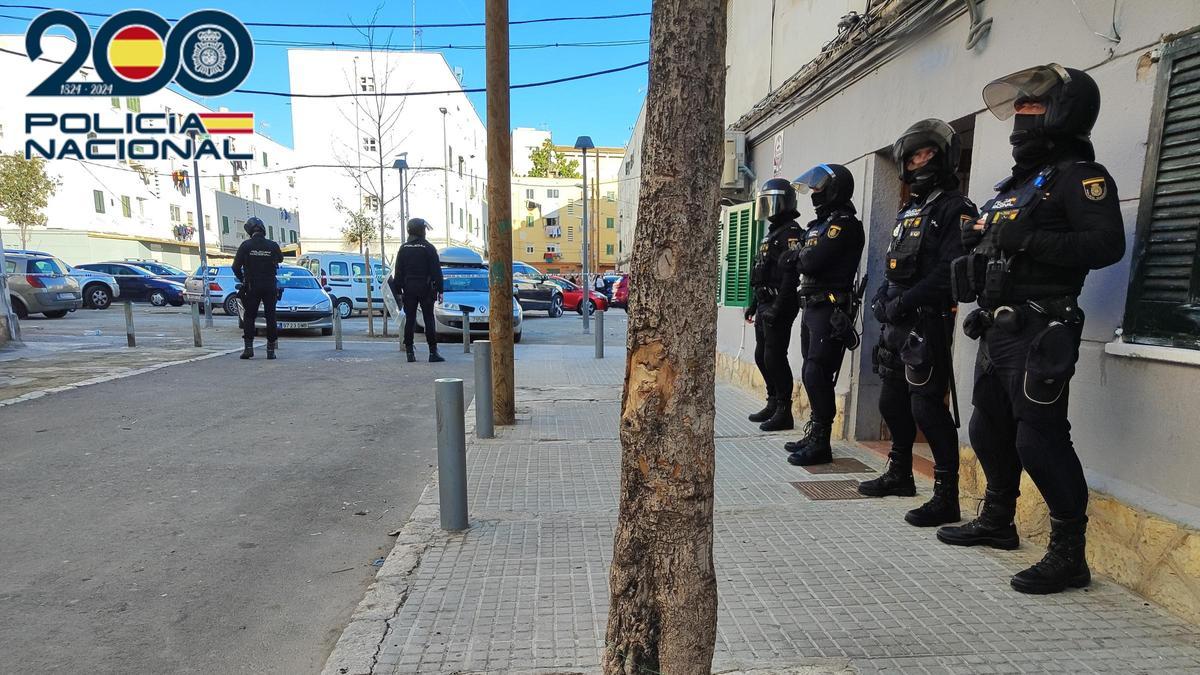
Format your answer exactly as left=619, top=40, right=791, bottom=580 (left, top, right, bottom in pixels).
left=235, top=265, right=334, bottom=336
left=547, top=276, right=609, bottom=315
left=76, top=262, right=185, bottom=306
left=6, top=249, right=119, bottom=309
left=122, top=259, right=188, bottom=284
left=3, top=252, right=82, bottom=318
left=610, top=275, right=629, bottom=309
left=296, top=251, right=387, bottom=319
left=512, top=260, right=564, bottom=317
left=184, top=266, right=242, bottom=315
left=417, top=267, right=523, bottom=342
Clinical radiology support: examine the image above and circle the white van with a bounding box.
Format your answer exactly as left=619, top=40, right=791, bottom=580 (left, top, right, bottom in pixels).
left=297, top=251, right=387, bottom=319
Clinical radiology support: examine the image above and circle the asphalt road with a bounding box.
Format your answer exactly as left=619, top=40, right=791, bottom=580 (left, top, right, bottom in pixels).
left=0, top=339, right=474, bottom=674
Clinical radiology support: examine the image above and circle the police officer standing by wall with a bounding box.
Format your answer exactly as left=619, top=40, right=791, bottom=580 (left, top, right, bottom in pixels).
left=783, top=164, right=865, bottom=466
left=232, top=216, right=283, bottom=360
left=747, top=178, right=806, bottom=432
left=937, top=65, right=1125, bottom=595
left=392, top=218, right=445, bottom=363
left=858, top=120, right=978, bottom=528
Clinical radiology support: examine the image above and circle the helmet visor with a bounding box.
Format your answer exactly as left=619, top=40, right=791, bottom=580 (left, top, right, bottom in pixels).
left=792, top=164, right=835, bottom=194
left=755, top=190, right=790, bottom=221
left=892, top=122, right=953, bottom=167
left=982, top=64, right=1070, bottom=120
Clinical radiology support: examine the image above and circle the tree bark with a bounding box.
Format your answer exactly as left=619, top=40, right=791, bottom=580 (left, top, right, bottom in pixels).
left=603, top=1, right=727, bottom=673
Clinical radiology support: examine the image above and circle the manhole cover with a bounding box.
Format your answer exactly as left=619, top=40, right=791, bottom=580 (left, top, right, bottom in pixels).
left=803, top=457, right=875, bottom=475
left=325, top=357, right=374, bottom=363
left=790, top=479, right=867, bottom=500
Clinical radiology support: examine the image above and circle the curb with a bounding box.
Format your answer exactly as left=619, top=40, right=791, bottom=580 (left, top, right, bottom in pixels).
left=0, top=346, right=244, bottom=408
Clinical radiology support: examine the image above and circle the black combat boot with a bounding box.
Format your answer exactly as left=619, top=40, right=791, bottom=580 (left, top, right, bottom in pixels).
left=784, top=419, right=816, bottom=453
left=1011, top=516, right=1090, bottom=594
left=239, top=338, right=254, bottom=359
left=758, top=399, right=793, bottom=432
left=858, top=451, right=917, bottom=497
left=429, top=348, right=446, bottom=363
left=787, top=422, right=832, bottom=466
left=936, top=489, right=1019, bottom=550
left=266, top=340, right=277, bottom=360
left=405, top=345, right=416, bottom=363
left=904, top=470, right=960, bottom=526
left=748, top=397, right=778, bottom=423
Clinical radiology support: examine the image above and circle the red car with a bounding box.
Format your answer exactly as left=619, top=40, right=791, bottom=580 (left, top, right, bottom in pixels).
left=548, top=276, right=609, bottom=315
left=610, top=275, right=629, bottom=309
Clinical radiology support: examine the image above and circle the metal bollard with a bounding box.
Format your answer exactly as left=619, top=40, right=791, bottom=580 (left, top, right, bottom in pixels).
left=594, top=309, right=604, bottom=359
left=461, top=309, right=471, bottom=353
left=124, top=302, right=135, bottom=347
left=435, top=378, right=469, bottom=531
left=333, top=307, right=343, bottom=351
left=474, top=340, right=494, bottom=439
left=190, top=301, right=203, bottom=347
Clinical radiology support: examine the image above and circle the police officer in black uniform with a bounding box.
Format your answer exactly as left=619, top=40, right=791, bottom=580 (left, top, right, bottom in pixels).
left=232, top=216, right=283, bottom=360
left=783, top=164, right=865, bottom=466
left=392, top=218, right=445, bottom=363
left=858, top=120, right=978, bottom=528
left=936, top=65, right=1125, bottom=595
left=747, top=178, right=806, bottom=432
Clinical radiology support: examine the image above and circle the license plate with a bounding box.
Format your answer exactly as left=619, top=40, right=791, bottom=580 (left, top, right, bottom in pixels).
left=280, top=321, right=307, bottom=329
left=56, top=292, right=76, bottom=300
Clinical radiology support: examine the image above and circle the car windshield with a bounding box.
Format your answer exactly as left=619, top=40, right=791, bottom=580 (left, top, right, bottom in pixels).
left=443, top=275, right=489, bottom=293
left=278, top=270, right=320, bottom=289
left=548, top=278, right=577, bottom=291
left=28, top=259, right=61, bottom=275
left=135, top=262, right=185, bottom=276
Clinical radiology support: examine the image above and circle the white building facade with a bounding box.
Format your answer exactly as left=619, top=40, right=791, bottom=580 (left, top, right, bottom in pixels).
left=0, top=35, right=299, bottom=270
left=616, top=101, right=646, bottom=272
left=288, top=49, right=487, bottom=259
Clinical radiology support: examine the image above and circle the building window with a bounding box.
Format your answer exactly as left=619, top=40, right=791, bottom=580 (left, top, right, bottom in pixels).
left=606, top=217, right=614, bottom=229
left=606, top=244, right=614, bottom=255
left=458, top=156, right=464, bottom=177
left=525, top=189, right=534, bottom=199
left=0, top=122, right=4, bottom=140
left=291, top=231, right=298, bottom=244
left=364, top=195, right=379, bottom=210
left=287, top=175, right=295, bottom=188
left=170, top=205, right=181, bottom=222
left=126, top=97, right=140, bottom=112
left=222, top=216, right=230, bottom=234
left=363, top=137, right=377, bottom=152
left=526, top=215, right=534, bottom=227
left=721, top=201, right=760, bottom=308
left=567, top=226, right=574, bottom=242
left=526, top=245, right=535, bottom=254
left=120, top=195, right=131, bottom=218
left=360, top=76, right=375, bottom=92
left=252, top=184, right=261, bottom=200
left=265, top=189, right=272, bottom=205
left=187, top=211, right=194, bottom=226
left=450, top=208, right=454, bottom=224
left=546, top=244, right=560, bottom=254
left=93, top=190, right=105, bottom=213
left=110, top=97, right=120, bottom=109
left=204, top=215, right=210, bottom=230
left=567, top=201, right=574, bottom=216
left=606, top=191, right=615, bottom=202
left=219, top=175, right=226, bottom=192
left=262, top=152, right=268, bottom=167
left=448, top=145, right=453, bottom=168
left=268, top=225, right=274, bottom=239
left=1123, top=32, right=1200, bottom=350
left=619, top=240, right=623, bottom=253
left=547, top=189, right=559, bottom=198
left=459, top=208, right=464, bottom=228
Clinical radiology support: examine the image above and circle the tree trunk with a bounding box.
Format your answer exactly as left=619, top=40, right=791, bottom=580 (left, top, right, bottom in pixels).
left=603, top=1, right=727, bottom=673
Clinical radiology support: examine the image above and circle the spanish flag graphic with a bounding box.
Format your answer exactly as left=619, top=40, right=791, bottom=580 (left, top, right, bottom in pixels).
left=108, top=25, right=165, bottom=81
left=198, top=113, right=255, bottom=135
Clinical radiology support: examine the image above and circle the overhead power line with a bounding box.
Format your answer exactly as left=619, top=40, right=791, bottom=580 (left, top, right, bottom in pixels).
left=0, top=4, right=649, bottom=29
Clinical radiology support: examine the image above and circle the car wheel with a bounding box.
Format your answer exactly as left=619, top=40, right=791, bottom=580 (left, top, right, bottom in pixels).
left=547, top=295, right=564, bottom=318
left=514, top=331, right=522, bottom=344
left=224, top=294, right=241, bottom=316
left=321, top=327, right=333, bottom=336
left=577, top=299, right=596, bottom=315
left=336, top=298, right=353, bottom=319
left=83, top=284, right=112, bottom=310
left=11, top=297, right=28, bottom=319
left=149, top=290, right=167, bottom=307
left=43, top=310, right=69, bottom=318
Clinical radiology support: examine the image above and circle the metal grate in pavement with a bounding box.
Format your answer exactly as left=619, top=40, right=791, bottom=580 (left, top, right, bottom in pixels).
left=790, top=479, right=867, bottom=500
left=802, top=457, right=875, bottom=475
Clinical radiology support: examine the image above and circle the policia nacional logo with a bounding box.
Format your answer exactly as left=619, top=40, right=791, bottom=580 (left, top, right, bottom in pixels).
left=1083, top=177, right=1107, bottom=201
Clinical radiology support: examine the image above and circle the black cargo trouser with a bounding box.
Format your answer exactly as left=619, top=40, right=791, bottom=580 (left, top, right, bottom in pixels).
left=241, top=282, right=278, bottom=342
left=799, top=302, right=847, bottom=425
left=969, top=307, right=1087, bottom=519
left=756, top=301, right=799, bottom=402
left=402, top=282, right=438, bottom=348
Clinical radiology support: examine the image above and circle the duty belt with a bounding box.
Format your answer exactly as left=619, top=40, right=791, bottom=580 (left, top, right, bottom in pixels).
left=799, top=289, right=851, bottom=308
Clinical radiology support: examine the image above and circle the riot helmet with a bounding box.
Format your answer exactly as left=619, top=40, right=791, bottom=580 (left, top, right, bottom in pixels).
left=754, top=177, right=799, bottom=224
left=407, top=217, right=432, bottom=237
left=893, top=119, right=960, bottom=194
left=243, top=216, right=266, bottom=237
left=983, top=63, right=1100, bottom=154
left=793, top=163, right=854, bottom=213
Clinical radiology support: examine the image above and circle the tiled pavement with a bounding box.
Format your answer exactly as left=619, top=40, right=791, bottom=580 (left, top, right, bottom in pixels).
left=366, top=344, right=1200, bottom=674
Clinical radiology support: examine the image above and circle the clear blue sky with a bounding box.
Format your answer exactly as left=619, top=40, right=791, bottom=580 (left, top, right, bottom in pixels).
left=1, top=0, right=650, bottom=149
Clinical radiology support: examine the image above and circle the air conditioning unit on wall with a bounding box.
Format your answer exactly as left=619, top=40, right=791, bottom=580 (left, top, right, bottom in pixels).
left=721, top=130, right=751, bottom=194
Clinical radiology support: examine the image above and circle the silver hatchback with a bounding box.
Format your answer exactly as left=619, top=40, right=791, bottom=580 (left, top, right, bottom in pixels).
left=4, top=252, right=82, bottom=318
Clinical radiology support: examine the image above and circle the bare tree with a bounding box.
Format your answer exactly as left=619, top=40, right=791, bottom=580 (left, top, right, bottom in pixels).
left=604, top=1, right=728, bottom=673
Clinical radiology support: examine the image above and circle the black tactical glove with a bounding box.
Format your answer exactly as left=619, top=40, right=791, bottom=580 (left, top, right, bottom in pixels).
left=884, top=295, right=911, bottom=324
left=870, top=283, right=888, bottom=324
left=961, top=216, right=985, bottom=251
left=744, top=304, right=756, bottom=322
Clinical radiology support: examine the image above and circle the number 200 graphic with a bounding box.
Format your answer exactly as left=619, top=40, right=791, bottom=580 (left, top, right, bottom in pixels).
left=25, top=9, right=253, bottom=97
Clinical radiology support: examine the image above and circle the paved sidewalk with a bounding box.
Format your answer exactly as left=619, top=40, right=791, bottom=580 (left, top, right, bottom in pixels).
left=331, top=344, right=1200, bottom=674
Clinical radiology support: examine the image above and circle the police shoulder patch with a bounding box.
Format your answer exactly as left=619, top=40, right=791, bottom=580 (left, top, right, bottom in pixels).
left=1082, top=177, right=1107, bottom=201
left=787, top=237, right=800, bottom=250
left=827, top=224, right=841, bottom=239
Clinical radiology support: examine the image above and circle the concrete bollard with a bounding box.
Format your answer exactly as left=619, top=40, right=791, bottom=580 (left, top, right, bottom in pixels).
left=333, top=307, right=343, bottom=351
left=461, top=309, right=471, bottom=353
left=435, top=378, right=469, bottom=531
left=474, top=340, right=494, bottom=439
left=124, top=302, right=135, bottom=347
left=191, top=301, right=203, bottom=348
left=594, top=309, right=604, bottom=359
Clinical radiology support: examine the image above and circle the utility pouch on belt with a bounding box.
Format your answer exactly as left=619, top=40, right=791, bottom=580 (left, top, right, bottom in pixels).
left=951, top=255, right=978, bottom=304
left=1024, top=321, right=1080, bottom=405
left=901, top=330, right=936, bottom=387
left=980, top=257, right=1009, bottom=308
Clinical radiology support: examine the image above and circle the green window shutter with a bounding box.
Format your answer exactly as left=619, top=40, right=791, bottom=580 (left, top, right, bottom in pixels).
left=1123, top=32, right=1200, bottom=349
left=722, top=202, right=757, bottom=307
left=222, top=216, right=229, bottom=233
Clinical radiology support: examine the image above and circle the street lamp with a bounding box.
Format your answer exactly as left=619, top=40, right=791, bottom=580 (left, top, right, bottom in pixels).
left=574, top=135, right=594, bottom=334
left=187, top=128, right=213, bottom=327
left=439, top=106, right=450, bottom=248
left=392, top=154, right=410, bottom=232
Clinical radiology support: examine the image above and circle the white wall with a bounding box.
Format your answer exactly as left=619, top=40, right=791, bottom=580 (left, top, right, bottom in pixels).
left=512, top=127, right=551, bottom=177
left=617, top=101, right=647, bottom=271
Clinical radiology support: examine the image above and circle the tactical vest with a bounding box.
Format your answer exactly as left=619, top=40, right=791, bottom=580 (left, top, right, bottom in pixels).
left=885, top=190, right=943, bottom=285
left=798, top=210, right=858, bottom=294
left=750, top=222, right=801, bottom=291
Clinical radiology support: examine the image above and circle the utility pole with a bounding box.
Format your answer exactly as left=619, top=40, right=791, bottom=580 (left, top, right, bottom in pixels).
left=189, top=130, right=213, bottom=327
left=440, top=106, right=450, bottom=248
left=575, top=136, right=594, bottom=333
left=485, top=0, right=515, bottom=425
